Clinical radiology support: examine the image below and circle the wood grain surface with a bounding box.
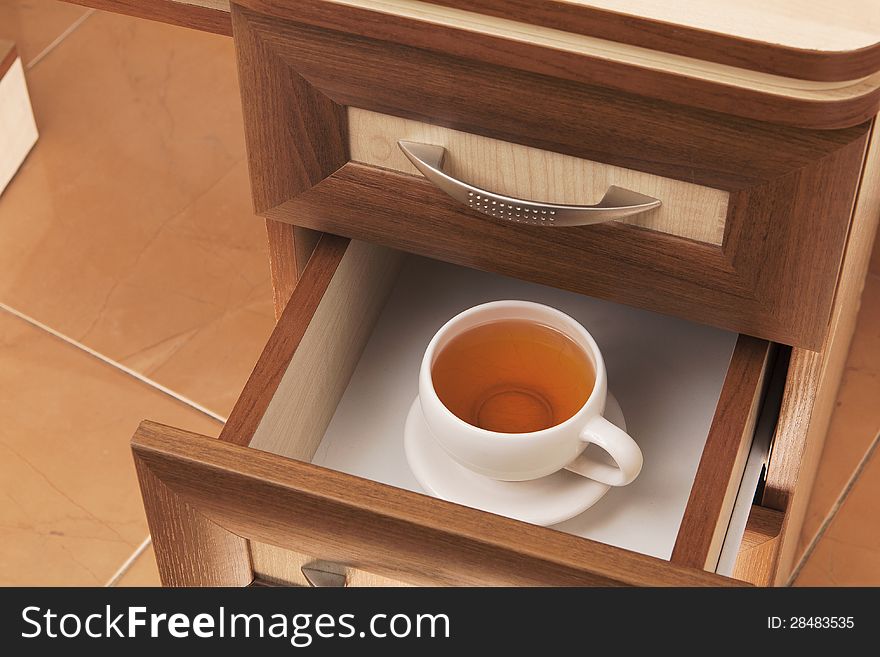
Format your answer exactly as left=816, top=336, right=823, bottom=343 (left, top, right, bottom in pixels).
left=66, top=0, right=233, bottom=35
left=264, top=221, right=321, bottom=318
left=219, top=234, right=348, bottom=445
left=732, top=505, right=785, bottom=586
left=234, top=5, right=871, bottom=348
left=133, top=420, right=746, bottom=586
left=235, top=0, right=880, bottom=129
left=232, top=4, right=348, bottom=214
left=220, top=236, right=768, bottom=579
left=762, top=120, right=880, bottom=584
left=68, top=1, right=880, bottom=84
left=670, top=337, right=772, bottom=570
left=134, top=439, right=253, bottom=586
left=349, top=108, right=729, bottom=245
left=425, top=0, right=880, bottom=82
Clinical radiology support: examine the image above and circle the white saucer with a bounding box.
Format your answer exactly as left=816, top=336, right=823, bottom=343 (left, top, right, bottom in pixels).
left=404, top=393, right=627, bottom=526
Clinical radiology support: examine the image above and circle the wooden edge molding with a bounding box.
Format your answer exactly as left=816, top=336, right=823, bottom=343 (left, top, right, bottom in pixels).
left=236, top=0, right=880, bottom=129
left=132, top=420, right=746, bottom=587
left=220, top=233, right=348, bottom=445
left=731, top=505, right=785, bottom=586
left=66, top=0, right=233, bottom=36
left=427, top=0, right=880, bottom=83
left=670, top=336, right=772, bottom=570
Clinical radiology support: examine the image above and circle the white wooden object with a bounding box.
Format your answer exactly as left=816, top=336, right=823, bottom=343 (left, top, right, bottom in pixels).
left=0, top=48, right=38, bottom=196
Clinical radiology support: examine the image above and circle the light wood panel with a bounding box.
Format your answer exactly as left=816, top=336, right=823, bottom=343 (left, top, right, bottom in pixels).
left=762, top=120, right=880, bottom=584
left=248, top=240, right=402, bottom=458
left=349, top=108, right=728, bottom=245
left=251, top=542, right=409, bottom=586
left=220, top=235, right=350, bottom=446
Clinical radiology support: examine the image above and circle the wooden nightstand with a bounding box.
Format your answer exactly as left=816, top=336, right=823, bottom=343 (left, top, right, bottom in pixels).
left=73, top=0, right=880, bottom=586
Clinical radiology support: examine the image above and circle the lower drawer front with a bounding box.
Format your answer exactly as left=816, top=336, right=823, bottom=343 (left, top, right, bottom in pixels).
left=132, top=236, right=785, bottom=587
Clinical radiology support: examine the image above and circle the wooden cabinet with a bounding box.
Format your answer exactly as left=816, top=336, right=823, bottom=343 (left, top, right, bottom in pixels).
left=72, top=0, right=880, bottom=586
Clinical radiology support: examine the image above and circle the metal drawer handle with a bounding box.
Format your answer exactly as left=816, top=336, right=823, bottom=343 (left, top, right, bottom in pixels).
left=398, top=140, right=661, bottom=227
left=302, top=565, right=347, bottom=588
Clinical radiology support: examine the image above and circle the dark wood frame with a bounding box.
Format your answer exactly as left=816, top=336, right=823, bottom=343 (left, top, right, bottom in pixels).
left=133, top=420, right=745, bottom=586
left=232, top=2, right=870, bottom=350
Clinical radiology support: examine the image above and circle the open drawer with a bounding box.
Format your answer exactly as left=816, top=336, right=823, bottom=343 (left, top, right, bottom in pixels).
left=132, top=235, right=793, bottom=587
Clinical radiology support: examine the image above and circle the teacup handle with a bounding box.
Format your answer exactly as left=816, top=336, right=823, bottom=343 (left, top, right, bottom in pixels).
left=564, top=416, right=643, bottom=486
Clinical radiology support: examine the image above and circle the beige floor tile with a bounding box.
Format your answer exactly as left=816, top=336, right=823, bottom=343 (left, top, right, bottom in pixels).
left=797, top=274, right=880, bottom=553
left=795, top=447, right=880, bottom=586
left=115, top=544, right=161, bottom=587
left=0, top=0, right=90, bottom=65
left=0, top=10, right=274, bottom=418
left=0, top=309, right=221, bottom=586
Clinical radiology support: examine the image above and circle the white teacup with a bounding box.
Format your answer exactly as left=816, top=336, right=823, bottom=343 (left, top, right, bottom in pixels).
left=419, top=301, right=643, bottom=484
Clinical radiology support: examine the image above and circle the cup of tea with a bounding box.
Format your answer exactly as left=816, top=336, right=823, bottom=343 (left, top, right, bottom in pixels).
left=419, top=300, right=643, bottom=484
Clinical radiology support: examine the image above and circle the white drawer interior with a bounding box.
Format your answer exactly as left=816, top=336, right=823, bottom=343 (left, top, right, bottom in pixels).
left=250, top=243, right=740, bottom=561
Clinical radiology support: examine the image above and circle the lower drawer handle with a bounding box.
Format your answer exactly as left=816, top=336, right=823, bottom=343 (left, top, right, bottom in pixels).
left=398, top=140, right=661, bottom=227
left=301, top=565, right=347, bottom=588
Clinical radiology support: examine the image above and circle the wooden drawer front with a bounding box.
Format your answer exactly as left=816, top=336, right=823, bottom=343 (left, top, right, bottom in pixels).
left=133, top=235, right=777, bottom=587
left=232, top=1, right=869, bottom=350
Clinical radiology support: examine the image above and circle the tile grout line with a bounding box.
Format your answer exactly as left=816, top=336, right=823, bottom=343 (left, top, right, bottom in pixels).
left=105, top=536, right=152, bottom=587
left=0, top=302, right=227, bottom=423
left=25, top=8, right=97, bottom=70
left=786, top=429, right=880, bottom=586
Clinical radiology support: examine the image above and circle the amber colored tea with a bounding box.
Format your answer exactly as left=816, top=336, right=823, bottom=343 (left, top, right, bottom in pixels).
left=431, top=319, right=595, bottom=433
